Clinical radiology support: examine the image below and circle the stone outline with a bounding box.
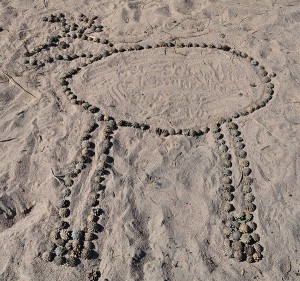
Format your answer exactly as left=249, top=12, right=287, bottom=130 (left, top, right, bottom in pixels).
left=24, top=13, right=275, bottom=270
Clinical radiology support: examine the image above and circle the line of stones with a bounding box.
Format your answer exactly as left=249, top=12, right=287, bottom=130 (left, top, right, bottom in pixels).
left=24, top=13, right=113, bottom=67
left=56, top=43, right=274, bottom=137
left=213, top=120, right=263, bottom=263
left=23, top=14, right=275, bottom=137
left=43, top=121, right=116, bottom=267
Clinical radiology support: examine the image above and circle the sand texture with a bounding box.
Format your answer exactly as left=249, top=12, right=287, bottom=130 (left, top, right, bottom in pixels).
left=0, top=0, right=300, bottom=280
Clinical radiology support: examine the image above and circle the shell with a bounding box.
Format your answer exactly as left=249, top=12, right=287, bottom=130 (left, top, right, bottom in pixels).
left=245, top=203, right=256, bottom=212
left=254, top=243, right=263, bottom=253
left=246, top=255, right=254, bottom=263
left=233, top=250, right=244, bottom=262
left=56, top=221, right=70, bottom=230
left=235, top=212, right=245, bottom=221
left=231, top=231, right=242, bottom=241
left=87, top=222, right=98, bottom=233
left=221, top=176, right=232, bottom=185
left=50, top=229, right=60, bottom=241
left=81, top=140, right=92, bottom=148
left=219, top=144, right=228, bottom=152
left=237, top=150, right=247, bottom=158
left=72, top=230, right=84, bottom=240
left=67, top=256, right=79, bottom=267
left=239, top=159, right=249, bottom=167
left=222, top=160, right=232, bottom=168
left=251, top=233, right=260, bottom=242
left=223, top=239, right=231, bottom=248
left=65, top=241, right=73, bottom=250
left=245, top=245, right=255, bottom=256
left=223, top=247, right=234, bottom=258
left=85, top=232, right=94, bottom=241
left=81, top=248, right=92, bottom=259
left=87, top=214, right=98, bottom=223
left=259, top=69, right=268, bottom=76
left=220, top=184, right=235, bottom=192
left=245, top=212, right=254, bottom=222
left=55, top=246, right=66, bottom=256
left=62, top=188, right=71, bottom=197
left=230, top=129, right=241, bottom=137
left=245, top=193, right=255, bottom=203
left=72, top=240, right=83, bottom=250
left=242, top=185, right=252, bottom=194
left=84, top=241, right=94, bottom=250
left=244, top=177, right=253, bottom=185
left=47, top=242, right=56, bottom=252
left=59, top=208, right=70, bottom=218
left=221, top=152, right=231, bottom=160
left=239, top=224, right=251, bottom=233
left=242, top=167, right=252, bottom=176
left=253, top=252, right=262, bottom=262
left=232, top=241, right=244, bottom=251
left=42, top=251, right=55, bottom=262
left=59, top=200, right=70, bottom=208
left=214, top=132, right=223, bottom=140
left=223, top=169, right=232, bottom=176
left=60, top=229, right=70, bottom=240
left=75, top=163, right=84, bottom=170
left=235, top=142, right=245, bottom=150
left=240, top=233, right=252, bottom=245
left=227, top=123, right=238, bottom=130
left=64, top=177, right=74, bottom=187
left=223, top=202, right=234, bottom=213
left=53, top=256, right=66, bottom=266
left=211, top=124, right=221, bottom=133
left=263, top=76, right=271, bottom=83
left=234, top=136, right=244, bottom=143
left=246, top=221, right=257, bottom=231
left=221, top=191, right=234, bottom=202
left=55, top=238, right=66, bottom=246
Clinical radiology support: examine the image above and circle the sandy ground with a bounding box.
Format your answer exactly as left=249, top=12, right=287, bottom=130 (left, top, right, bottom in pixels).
left=0, top=0, right=300, bottom=280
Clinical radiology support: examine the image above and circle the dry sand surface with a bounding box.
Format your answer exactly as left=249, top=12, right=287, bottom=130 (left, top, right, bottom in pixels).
left=0, top=0, right=300, bottom=280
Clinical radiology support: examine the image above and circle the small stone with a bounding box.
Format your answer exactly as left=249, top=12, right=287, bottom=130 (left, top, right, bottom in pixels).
left=232, top=231, right=242, bottom=241
left=239, top=224, right=251, bottom=233
left=234, top=250, right=244, bottom=262
left=42, top=251, right=55, bottom=262
left=54, top=256, right=66, bottom=266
